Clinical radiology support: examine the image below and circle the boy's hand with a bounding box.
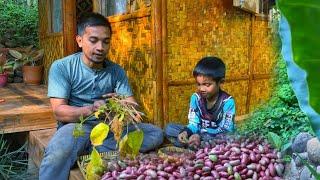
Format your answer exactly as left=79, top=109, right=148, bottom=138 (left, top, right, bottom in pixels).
left=178, top=131, right=188, bottom=144
left=188, top=134, right=200, bottom=146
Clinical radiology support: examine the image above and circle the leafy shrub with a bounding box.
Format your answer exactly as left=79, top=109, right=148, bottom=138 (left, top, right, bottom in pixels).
left=238, top=56, right=314, bottom=144
left=0, top=135, right=30, bottom=179
left=0, top=0, right=39, bottom=47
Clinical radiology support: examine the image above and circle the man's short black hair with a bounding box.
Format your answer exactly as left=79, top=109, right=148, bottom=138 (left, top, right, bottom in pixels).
left=77, top=12, right=112, bottom=36
left=193, top=56, right=226, bottom=81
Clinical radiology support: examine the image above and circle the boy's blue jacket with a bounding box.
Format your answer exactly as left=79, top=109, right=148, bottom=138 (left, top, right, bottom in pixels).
left=184, top=90, right=236, bottom=136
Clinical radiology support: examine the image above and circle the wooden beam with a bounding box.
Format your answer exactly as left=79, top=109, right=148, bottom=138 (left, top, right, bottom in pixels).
left=252, top=74, right=271, bottom=80
left=63, top=0, right=77, bottom=56
left=162, top=0, right=168, bottom=127
left=152, top=0, right=164, bottom=127
left=168, top=75, right=250, bottom=86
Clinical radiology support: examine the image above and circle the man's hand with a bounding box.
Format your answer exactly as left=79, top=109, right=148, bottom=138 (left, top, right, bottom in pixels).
left=92, top=100, right=106, bottom=111
left=188, top=134, right=200, bottom=147
left=102, top=93, right=118, bottom=99
left=178, top=131, right=188, bottom=144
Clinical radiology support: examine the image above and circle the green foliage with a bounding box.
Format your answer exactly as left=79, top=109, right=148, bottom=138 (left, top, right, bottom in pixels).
left=238, top=57, right=314, bottom=144
left=277, top=0, right=320, bottom=138
left=119, top=130, right=144, bottom=158
left=0, top=0, right=39, bottom=47
left=0, top=135, right=30, bottom=180
left=277, top=0, right=320, bottom=115
left=267, top=132, right=282, bottom=150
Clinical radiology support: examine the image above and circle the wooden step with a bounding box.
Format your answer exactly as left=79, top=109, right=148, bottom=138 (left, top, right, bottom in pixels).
left=28, top=128, right=84, bottom=180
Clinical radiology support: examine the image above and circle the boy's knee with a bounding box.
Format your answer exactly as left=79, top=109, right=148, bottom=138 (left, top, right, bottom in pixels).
left=164, top=123, right=179, bottom=137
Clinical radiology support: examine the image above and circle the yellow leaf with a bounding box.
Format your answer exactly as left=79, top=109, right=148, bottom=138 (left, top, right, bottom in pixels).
left=86, top=147, right=104, bottom=180
left=90, top=123, right=109, bottom=146
left=94, top=111, right=100, bottom=119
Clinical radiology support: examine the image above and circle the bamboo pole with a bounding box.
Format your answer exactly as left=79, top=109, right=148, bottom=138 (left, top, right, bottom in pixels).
left=245, top=15, right=255, bottom=113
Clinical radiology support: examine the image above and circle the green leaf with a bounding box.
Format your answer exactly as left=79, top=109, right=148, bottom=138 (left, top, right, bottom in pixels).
left=86, top=147, right=104, bottom=180
left=73, top=123, right=85, bottom=138
left=90, top=123, right=109, bottom=146
left=119, top=130, right=144, bottom=158
left=278, top=0, right=320, bottom=138
left=281, top=142, right=292, bottom=152
left=267, top=132, right=282, bottom=150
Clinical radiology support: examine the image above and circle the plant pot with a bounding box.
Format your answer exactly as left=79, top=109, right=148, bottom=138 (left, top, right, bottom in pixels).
left=0, top=72, right=8, bottom=87
left=22, top=65, right=43, bottom=85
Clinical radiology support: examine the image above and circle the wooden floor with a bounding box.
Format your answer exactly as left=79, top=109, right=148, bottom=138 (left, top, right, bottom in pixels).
left=0, top=83, right=56, bottom=133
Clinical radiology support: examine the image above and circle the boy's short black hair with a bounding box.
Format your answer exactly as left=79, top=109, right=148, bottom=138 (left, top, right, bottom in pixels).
left=77, top=12, right=112, bottom=36
left=193, top=56, right=226, bottom=81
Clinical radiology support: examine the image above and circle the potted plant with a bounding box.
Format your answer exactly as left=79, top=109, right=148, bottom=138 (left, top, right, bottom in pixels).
left=9, top=46, right=44, bottom=85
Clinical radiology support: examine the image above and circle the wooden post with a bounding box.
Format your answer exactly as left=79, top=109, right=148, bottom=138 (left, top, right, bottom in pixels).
left=152, top=0, right=164, bottom=127
left=63, top=0, right=77, bottom=56
left=162, top=0, right=168, bottom=127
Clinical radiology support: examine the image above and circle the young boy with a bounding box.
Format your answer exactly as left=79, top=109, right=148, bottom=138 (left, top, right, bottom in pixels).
left=164, top=56, right=236, bottom=147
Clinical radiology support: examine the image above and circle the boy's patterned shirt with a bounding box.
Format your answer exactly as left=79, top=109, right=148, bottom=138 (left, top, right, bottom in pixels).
left=186, top=90, right=236, bottom=135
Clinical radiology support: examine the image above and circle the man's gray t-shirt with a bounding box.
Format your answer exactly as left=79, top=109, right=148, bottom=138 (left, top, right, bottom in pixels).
left=48, top=52, right=133, bottom=108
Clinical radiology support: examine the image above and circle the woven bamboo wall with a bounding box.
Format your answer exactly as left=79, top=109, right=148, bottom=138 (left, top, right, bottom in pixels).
left=107, top=12, right=157, bottom=125
left=166, top=0, right=275, bottom=125
left=249, top=19, right=276, bottom=111
left=38, top=0, right=65, bottom=84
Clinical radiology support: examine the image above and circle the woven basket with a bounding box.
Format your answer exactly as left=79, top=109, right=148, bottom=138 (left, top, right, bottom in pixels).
left=158, top=146, right=195, bottom=162
left=77, top=151, right=119, bottom=179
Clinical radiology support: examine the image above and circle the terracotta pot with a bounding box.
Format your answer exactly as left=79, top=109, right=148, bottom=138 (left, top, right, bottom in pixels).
left=22, top=65, right=43, bottom=85
left=0, top=72, right=8, bottom=87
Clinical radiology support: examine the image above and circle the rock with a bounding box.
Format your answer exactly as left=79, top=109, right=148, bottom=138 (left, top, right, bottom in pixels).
left=285, top=159, right=299, bottom=179
left=307, top=138, right=320, bottom=165
left=300, top=166, right=312, bottom=180
left=292, top=132, right=313, bottom=153
left=295, top=152, right=309, bottom=167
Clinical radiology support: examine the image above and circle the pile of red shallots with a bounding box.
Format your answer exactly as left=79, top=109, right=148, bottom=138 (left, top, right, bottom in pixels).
left=101, top=135, right=285, bottom=180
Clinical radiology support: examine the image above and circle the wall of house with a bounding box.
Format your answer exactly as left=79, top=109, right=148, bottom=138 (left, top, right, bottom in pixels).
left=38, top=0, right=65, bottom=84
left=166, top=0, right=276, bottom=125
left=107, top=9, right=159, bottom=126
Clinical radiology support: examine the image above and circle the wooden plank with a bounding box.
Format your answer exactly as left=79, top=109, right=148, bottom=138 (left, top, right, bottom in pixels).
left=69, top=169, right=84, bottom=180
left=28, top=128, right=56, bottom=167
left=0, top=83, right=56, bottom=133
left=168, top=75, right=250, bottom=86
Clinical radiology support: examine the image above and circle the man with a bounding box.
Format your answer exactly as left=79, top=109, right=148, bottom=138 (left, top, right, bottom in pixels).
left=39, top=12, right=163, bottom=180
